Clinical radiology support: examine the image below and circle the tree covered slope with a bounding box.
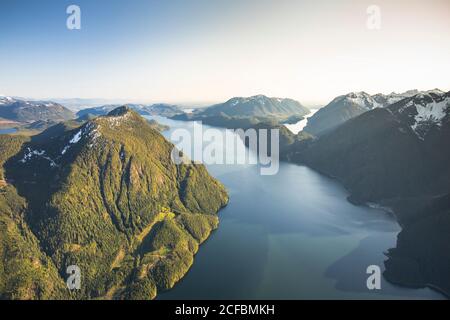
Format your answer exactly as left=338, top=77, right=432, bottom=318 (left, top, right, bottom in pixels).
left=0, top=106, right=228, bottom=299
left=172, top=95, right=310, bottom=127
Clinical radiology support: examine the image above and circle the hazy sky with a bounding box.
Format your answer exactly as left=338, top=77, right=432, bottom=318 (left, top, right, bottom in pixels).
left=1, top=0, right=449, bottom=105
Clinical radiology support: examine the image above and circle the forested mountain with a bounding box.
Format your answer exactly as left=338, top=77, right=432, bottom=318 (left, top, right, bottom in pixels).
left=0, top=106, right=228, bottom=299
left=172, top=95, right=310, bottom=127
left=199, top=95, right=309, bottom=118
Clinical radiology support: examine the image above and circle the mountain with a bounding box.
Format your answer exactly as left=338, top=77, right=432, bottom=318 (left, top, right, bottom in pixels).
left=144, top=104, right=184, bottom=117
left=383, top=193, right=450, bottom=297
left=47, top=98, right=132, bottom=112
left=0, top=96, right=74, bottom=124
left=388, top=90, right=449, bottom=140
left=0, top=106, right=228, bottom=299
left=289, top=90, right=450, bottom=203
left=199, top=95, right=309, bottom=118
left=285, top=90, right=450, bottom=295
left=172, top=95, right=310, bottom=128
left=76, top=104, right=147, bottom=117
left=76, top=103, right=184, bottom=119
left=303, top=90, right=441, bottom=136
left=371, top=90, right=421, bottom=106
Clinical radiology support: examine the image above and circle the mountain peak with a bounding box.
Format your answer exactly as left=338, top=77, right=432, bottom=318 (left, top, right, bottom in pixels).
left=107, top=105, right=132, bottom=116
left=346, top=91, right=370, bottom=97
left=387, top=90, right=450, bottom=139
left=2, top=101, right=228, bottom=300
left=250, top=94, right=269, bottom=99
left=424, top=88, right=445, bottom=95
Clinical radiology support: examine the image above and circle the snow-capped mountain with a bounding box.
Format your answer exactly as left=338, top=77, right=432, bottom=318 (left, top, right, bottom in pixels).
left=388, top=90, right=450, bottom=140
left=304, top=90, right=440, bottom=136
left=288, top=89, right=450, bottom=204
left=76, top=103, right=183, bottom=118
left=0, top=95, right=17, bottom=105
left=372, top=90, right=419, bottom=106
left=0, top=96, right=74, bottom=123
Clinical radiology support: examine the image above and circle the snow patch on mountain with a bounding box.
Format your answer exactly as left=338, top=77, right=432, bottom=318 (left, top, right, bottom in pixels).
left=61, top=122, right=100, bottom=155
left=230, top=99, right=240, bottom=107
left=69, top=130, right=82, bottom=144
left=61, top=146, right=70, bottom=155
left=342, top=91, right=420, bottom=111
left=20, top=147, right=57, bottom=167
left=106, top=112, right=131, bottom=127
left=410, top=97, right=449, bottom=137
left=0, top=96, right=15, bottom=104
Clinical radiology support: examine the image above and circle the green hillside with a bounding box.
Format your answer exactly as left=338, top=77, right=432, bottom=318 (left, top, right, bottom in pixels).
left=172, top=95, right=310, bottom=128
left=0, top=106, right=228, bottom=299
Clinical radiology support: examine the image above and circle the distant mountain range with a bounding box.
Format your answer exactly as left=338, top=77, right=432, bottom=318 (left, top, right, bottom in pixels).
left=304, top=89, right=445, bottom=136
left=0, top=96, right=184, bottom=133
left=47, top=98, right=133, bottom=111
left=1, top=89, right=449, bottom=298
left=76, top=103, right=184, bottom=119
left=0, top=106, right=228, bottom=299
left=0, top=95, right=74, bottom=124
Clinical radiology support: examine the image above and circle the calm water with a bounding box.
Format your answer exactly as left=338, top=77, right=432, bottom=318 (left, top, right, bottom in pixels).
left=0, top=128, right=17, bottom=134
left=284, top=109, right=318, bottom=134
left=146, top=116, right=443, bottom=300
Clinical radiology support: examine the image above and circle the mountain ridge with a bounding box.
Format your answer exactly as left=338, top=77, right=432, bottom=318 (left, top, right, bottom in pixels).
left=0, top=96, right=74, bottom=124
left=282, top=90, right=450, bottom=295
left=195, top=94, right=309, bottom=118
left=1, top=106, right=228, bottom=299
left=76, top=103, right=184, bottom=119
left=304, top=89, right=445, bottom=136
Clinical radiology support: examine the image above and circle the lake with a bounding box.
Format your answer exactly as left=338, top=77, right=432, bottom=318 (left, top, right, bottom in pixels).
left=284, top=109, right=318, bottom=134
left=147, top=116, right=444, bottom=300
left=0, top=128, right=18, bottom=134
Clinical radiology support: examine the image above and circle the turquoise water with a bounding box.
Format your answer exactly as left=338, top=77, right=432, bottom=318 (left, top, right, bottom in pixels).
left=147, top=116, right=444, bottom=300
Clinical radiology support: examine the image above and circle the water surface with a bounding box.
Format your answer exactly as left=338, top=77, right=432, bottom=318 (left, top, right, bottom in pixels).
left=285, top=109, right=318, bottom=134
left=0, top=128, right=18, bottom=134
left=147, top=116, right=443, bottom=300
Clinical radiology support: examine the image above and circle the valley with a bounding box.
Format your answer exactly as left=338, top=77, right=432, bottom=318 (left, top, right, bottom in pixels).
left=2, top=0, right=448, bottom=305
left=0, top=90, right=448, bottom=300
left=146, top=115, right=445, bottom=299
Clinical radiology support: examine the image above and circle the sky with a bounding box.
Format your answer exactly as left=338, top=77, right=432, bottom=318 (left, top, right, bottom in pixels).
left=0, top=0, right=449, bottom=106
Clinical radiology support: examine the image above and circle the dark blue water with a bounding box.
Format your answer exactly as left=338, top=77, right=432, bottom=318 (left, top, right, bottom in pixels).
left=147, top=116, right=444, bottom=300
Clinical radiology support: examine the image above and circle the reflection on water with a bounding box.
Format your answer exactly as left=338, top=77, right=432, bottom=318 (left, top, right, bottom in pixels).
left=147, top=116, right=443, bottom=300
